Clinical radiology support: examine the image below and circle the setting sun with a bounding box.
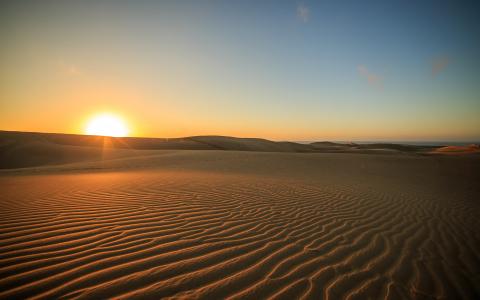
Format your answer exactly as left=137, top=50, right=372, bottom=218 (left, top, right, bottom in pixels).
left=85, top=114, right=129, bottom=137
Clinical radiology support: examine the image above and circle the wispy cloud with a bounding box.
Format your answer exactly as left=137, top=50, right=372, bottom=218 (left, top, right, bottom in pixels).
left=358, top=65, right=383, bottom=89
left=432, top=56, right=449, bottom=77
left=56, top=60, right=82, bottom=77
left=297, top=3, right=310, bottom=23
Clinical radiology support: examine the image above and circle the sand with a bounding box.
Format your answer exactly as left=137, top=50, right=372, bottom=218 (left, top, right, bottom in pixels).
left=1, top=133, right=480, bottom=299
left=1, top=130, right=453, bottom=169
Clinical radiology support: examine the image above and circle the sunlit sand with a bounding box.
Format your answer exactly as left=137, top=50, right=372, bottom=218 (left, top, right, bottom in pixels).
left=1, top=131, right=479, bottom=299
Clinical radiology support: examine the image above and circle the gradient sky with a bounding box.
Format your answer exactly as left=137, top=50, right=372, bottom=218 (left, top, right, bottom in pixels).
left=1, top=0, right=479, bottom=141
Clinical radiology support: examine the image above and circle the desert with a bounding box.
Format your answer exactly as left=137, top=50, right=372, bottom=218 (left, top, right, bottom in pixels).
left=2, top=1, right=480, bottom=298
left=1, top=131, right=479, bottom=299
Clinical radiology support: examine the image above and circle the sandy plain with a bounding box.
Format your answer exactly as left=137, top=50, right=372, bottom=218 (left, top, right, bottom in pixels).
left=0, top=131, right=479, bottom=299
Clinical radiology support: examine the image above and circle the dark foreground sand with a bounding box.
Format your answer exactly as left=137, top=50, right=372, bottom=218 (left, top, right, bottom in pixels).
left=1, top=137, right=480, bottom=299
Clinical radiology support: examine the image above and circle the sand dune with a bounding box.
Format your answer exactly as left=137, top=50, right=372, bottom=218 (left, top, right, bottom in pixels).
left=432, top=144, right=480, bottom=155
left=0, top=131, right=315, bottom=169
left=1, top=130, right=465, bottom=170
left=1, top=145, right=479, bottom=299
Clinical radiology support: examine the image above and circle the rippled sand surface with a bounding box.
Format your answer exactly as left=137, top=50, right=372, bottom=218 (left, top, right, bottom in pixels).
left=1, top=151, right=479, bottom=299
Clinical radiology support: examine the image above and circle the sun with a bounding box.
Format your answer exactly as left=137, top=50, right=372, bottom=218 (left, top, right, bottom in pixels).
left=85, top=113, right=129, bottom=137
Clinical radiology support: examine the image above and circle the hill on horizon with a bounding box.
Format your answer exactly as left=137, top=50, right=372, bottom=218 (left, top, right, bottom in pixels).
left=0, top=130, right=474, bottom=169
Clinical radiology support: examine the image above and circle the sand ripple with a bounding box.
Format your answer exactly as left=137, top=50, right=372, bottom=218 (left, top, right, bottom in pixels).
left=0, top=169, right=479, bottom=299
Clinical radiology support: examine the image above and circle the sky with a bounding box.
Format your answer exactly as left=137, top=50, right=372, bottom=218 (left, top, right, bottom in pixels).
left=1, top=0, right=479, bottom=141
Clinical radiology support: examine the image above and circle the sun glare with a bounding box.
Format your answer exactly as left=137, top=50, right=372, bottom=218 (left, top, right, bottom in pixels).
left=85, top=114, right=129, bottom=137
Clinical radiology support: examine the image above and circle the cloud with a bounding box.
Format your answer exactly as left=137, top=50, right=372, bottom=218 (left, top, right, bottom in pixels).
left=297, top=3, right=310, bottom=23
left=432, top=56, right=449, bottom=77
left=358, top=65, right=383, bottom=89
left=56, top=60, right=82, bottom=76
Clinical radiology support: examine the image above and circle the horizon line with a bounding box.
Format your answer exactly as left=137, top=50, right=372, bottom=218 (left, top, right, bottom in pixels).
left=1, top=129, right=479, bottom=145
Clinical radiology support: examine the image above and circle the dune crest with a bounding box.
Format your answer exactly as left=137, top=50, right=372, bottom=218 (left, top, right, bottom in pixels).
left=1, top=131, right=466, bottom=170
left=432, top=144, right=480, bottom=154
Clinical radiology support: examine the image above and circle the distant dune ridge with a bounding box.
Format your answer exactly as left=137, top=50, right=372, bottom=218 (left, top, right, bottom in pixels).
left=433, top=144, right=480, bottom=154
left=0, top=131, right=479, bottom=299
left=2, top=130, right=476, bottom=169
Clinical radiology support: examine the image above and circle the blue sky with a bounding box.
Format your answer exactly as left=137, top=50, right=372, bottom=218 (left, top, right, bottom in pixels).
left=1, top=0, right=479, bottom=141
